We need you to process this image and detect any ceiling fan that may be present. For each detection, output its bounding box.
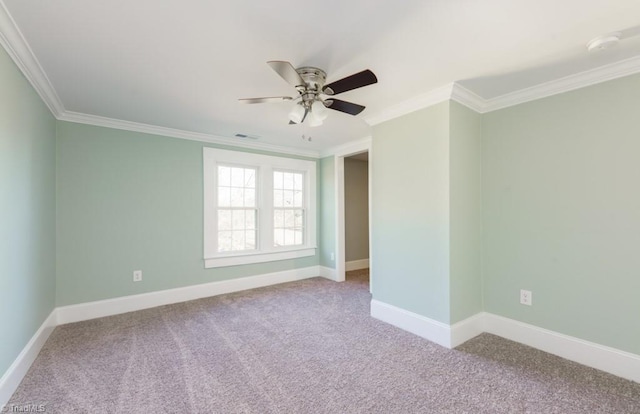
[239,61,377,127]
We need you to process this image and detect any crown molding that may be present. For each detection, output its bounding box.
[362,55,640,127]
[450,83,486,113]
[320,136,372,158]
[4,0,640,153]
[59,111,320,158]
[481,55,640,113]
[363,83,455,126]
[0,1,64,116]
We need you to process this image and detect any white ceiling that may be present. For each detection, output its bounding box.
[3,0,640,154]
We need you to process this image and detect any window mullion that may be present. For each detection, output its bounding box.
[259,165,273,252]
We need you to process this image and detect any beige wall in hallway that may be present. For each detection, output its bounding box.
[345,157,369,262]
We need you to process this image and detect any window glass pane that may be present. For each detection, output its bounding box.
[218,210,232,230]
[245,211,256,230]
[283,172,294,190]
[218,231,232,252]
[284,210,295,227]
[293,190,303,207]
[218,166,231,187]
[244,189,255,207]
[218,187,230,207]
[274,189,283,207]
[245,230,256,249]
[284,229,294,245]
[283,190,294,207]
[274,210,284,228]
[294,173,303,190]
[245,170,256,188]
[231,167,245,187]
[274,229,285,247]
[230,188,244,207]
[232,231,245,250]
[274,171,283,189]
[232,210,245,229]
[273,209,304,247]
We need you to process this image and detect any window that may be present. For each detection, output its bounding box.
[216,165,257,253]
[273,170,304,247]
[203,148,316,268]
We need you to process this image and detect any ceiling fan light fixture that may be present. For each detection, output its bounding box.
[289,103,305,124]
[307,110,323,127]
[311,100,328,120]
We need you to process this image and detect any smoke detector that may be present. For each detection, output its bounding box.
[587,32,621,52]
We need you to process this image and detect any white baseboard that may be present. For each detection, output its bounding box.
[370,300,640,383]
[370,299,453,348]
[0,310,57,407]
[57,266,320,325]
[345,259,369,271]
[319,266,339,282]
[450,312,486,348]
[483,313,640,383]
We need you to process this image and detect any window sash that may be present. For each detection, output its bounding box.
[273,208,305,247]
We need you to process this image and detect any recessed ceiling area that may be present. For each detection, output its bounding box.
[2,0,640,154]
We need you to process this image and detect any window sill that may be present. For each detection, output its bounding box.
[204,247,316,268]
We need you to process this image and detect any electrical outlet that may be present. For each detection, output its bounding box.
[520,289,532,306]
[330,252,335,261]
[133,270,142,282]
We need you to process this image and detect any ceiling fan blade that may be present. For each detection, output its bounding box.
[267,61,305,88]
[325,99,366,115]
[323,69,377,95]
[239,96,293,104]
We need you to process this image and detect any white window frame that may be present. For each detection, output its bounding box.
[203,147,317,268]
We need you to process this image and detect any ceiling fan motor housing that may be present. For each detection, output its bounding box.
[295,67,327,109]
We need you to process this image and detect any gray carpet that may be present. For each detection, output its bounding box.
[8,270,640,413]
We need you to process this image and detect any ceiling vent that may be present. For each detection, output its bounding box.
[234,133,259,139]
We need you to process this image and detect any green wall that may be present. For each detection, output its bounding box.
[482,73,640,354]
[0,47,56,377]
[319,156,336,268]
[56,122,319,306]
[371,102,451,323]
[449,101,483,323]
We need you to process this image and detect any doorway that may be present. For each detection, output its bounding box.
[344,152,369,276]
[334,138,372,292]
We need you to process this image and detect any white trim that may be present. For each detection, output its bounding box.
[370,303,640,383]
[482,55,640,113]
[319,266,339,282]
[450,312,486,348]
[335,156,346,283]
[361,56,640,127]
[4,0,640,155]
[370,299,453,348]
[0,310,57,407]
[334,138,373,289]
[57,266,320,325]
[450,83,487,113]
[483,313,640,383]
[321,136,372,158]
[345,258,369,271]
[203,147,317,267]
[60,111,320,158]
[0,1,64,116]
[205,248,316,268]
[363,84,454,126]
